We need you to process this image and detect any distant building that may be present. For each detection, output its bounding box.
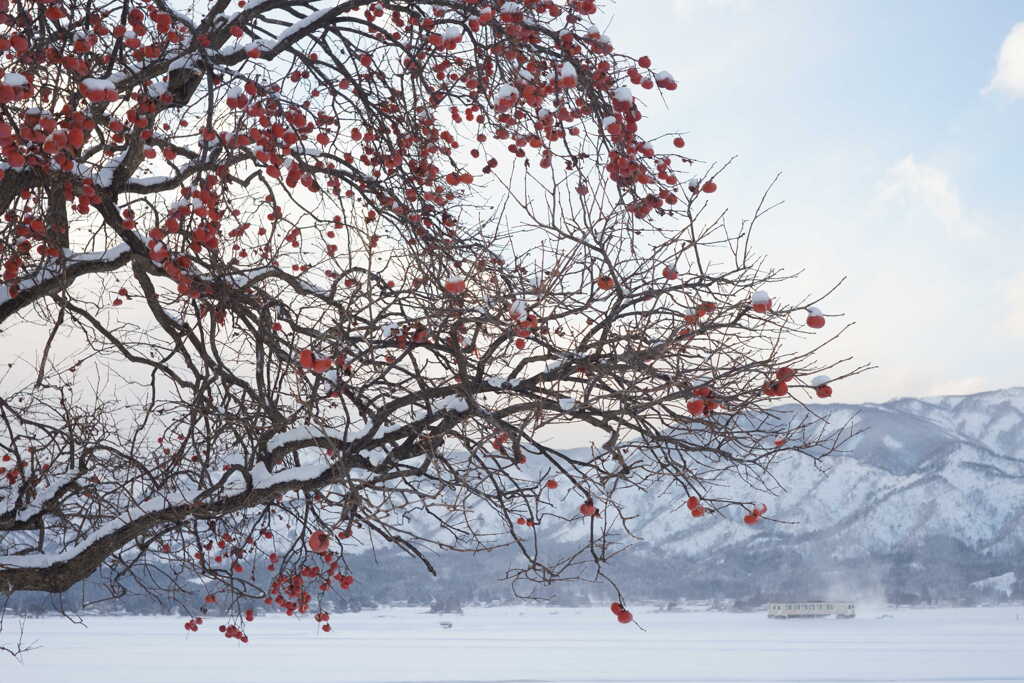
[767,602,855,619]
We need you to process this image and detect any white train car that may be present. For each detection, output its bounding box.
[767,601,855,619]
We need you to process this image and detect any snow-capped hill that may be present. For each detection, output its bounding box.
[616,388,1024,577]
[889,387,1024,458]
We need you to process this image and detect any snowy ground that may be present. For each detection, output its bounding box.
[2,605,1023,683]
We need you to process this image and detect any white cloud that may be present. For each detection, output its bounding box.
[986,22,1024,98]
[877,155,980,239]
[926,376,991,398]
[1002,272,1024,338]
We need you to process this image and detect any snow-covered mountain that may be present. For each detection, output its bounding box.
[620,388,1024,560]
[574,387,1024,603]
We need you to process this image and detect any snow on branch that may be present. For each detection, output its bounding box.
[0,244,133,322]
[220,5,341,60]
[0,473,82,525]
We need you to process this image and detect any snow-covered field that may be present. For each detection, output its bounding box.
[2,605,1023,683]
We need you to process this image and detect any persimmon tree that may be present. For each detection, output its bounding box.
[0,0,862,645]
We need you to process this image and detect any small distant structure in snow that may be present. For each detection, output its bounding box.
[767,601,855,619]
[439,621,453,629]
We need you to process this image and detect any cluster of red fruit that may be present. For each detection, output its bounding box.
[0,460,20,484]
[314,611,332,632]
[743,504,768,525]
[491,431,510,452]
[763,367,796,397]
[254,536,355,623]
[0,73,31,106]
[579,499,600,517]
[0,107,90,174]
[217,623,248,642]
[686,495,705,517]
[78,79,119,103]
[745,292,831,401]
[186,606,249,642]
[383,322,432,358]
[299,349,352,376]
[686,385,719,417]
[610,602,633,624]
[687,178,717,194]
[751,292,829,332]
[682,301,716,324]
[511,306,540,350]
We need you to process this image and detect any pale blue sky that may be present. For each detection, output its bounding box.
[606,0,1024,402]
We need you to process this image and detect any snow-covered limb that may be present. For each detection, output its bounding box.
[0,456,359,587]
[224,266,331,298]
[485,376,522,389]
[266,425,351,452]
[94,149,129,188]
[0,244,133,323]
[123,137,235,194]
[266,395,474,456]
[0,490,193,570]
[0,395,481,586]
[219,5,341,60]
[0,473,82,526]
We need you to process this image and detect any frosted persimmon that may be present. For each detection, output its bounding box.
[444,277,466,294]
[308,531,330,553]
